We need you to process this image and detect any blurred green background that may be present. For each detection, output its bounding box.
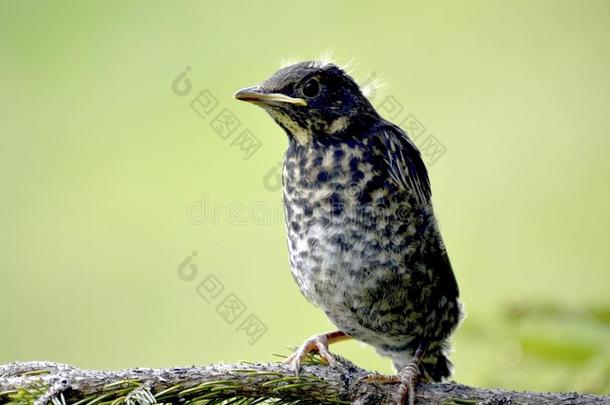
[1,0,609,395]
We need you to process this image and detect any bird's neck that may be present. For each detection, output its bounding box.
[285,114,379,150]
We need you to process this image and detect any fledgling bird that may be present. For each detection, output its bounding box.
[234,60,463,405]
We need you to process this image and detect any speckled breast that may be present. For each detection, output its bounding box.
[282,139,456,348]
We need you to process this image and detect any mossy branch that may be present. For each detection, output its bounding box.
[1,359,608,405]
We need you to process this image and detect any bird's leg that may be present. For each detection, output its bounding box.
[284,330,350,374]
[360,341,429,405]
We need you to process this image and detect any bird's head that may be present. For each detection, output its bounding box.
[234,61,379,145]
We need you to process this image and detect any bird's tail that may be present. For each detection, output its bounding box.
[417,349,453,382]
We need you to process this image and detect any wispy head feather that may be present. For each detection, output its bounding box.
[279,57,299,69]
[279,53,385,102]
[306,50,334,68]
[360,71,386,100]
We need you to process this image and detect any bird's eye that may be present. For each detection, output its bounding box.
[302,79,321,98]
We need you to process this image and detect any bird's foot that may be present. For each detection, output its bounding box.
[396,363,420,405]
[283,331,348,375]
[358,362,420,405]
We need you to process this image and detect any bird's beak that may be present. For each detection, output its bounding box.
[234,86,307,107]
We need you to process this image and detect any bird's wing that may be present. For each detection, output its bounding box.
[375,122,459,299]
[376,122,431,205]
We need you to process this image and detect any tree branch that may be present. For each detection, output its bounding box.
[0,359,608,405]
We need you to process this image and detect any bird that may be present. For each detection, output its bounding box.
[234,60,463,405]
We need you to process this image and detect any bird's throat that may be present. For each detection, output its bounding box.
[269,109,312,146]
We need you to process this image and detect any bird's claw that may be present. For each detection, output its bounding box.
[358,363,420,405]
[357,372,400,384]
[283,334,339,375]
